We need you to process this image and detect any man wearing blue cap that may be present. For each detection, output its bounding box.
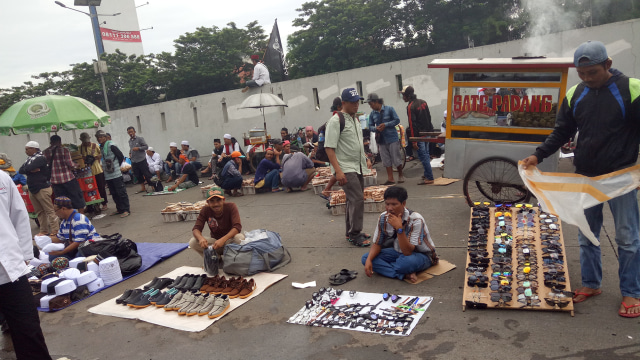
[522,40,640,318]
[325,88,371,247]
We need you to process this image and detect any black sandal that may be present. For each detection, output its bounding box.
[329,269,358,285]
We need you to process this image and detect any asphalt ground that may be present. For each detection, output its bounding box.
[2,157,639,360]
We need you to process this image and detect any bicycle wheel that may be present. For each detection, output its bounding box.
[399,145,406,169]
[462,157,531,207]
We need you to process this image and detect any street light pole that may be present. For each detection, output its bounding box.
[54,1,120,111]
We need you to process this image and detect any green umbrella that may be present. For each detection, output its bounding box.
[0,95,111,136]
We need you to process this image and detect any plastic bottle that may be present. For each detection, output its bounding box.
[319,131,325,142]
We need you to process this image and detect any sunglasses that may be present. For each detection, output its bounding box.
[467,280,488,288]
[519,299,541,308]
[490,283,512,292]
[516,273,538,281]
[544,280,566,289]
[544,275,566,282]
[544,297,570,308]
[492,256,512,264]
[491,264,513,272]
[468,246,488,252]
[515,203,534,208]
[540,224,559,230]
[517,265,538,273]
[465,300,488,309]
[490,292,513,302]
[542,240,562,247]
[468,274,489,282]
[517,280,539,287]
[466,266,488,273]
[516,286,537,296]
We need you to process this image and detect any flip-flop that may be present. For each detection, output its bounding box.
[120,212,130,218]
[619,301,640,318]
[572,290,602,303]
[382,180,396,185]
[329,269,358,285]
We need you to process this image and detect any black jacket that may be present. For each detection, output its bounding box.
[534,69,640,176]
[18,151,50,194]
[406,98,434,137]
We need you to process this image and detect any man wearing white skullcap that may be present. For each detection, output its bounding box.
[164,142,181,182]
[145,147,164,180]
[180,140,201,170]
[19,141,59,236]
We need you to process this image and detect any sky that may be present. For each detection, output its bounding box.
[0,0,307,89]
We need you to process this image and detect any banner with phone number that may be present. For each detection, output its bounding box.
[100,28,142,43]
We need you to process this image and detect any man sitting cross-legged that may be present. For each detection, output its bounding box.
[362,186,438,283]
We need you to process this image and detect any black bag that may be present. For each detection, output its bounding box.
[152,180,164,192]
[70,285,90,301]
[315,112,345,162]
[79,233,142,275]
[203,246,220,276]
[85,155,96,167]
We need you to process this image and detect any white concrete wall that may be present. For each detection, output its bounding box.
[2,19,639,165]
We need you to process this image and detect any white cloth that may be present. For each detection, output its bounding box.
[252,62,271,86]
[42,243,65,254]
[146,152,163,173]
[0,171,33,284]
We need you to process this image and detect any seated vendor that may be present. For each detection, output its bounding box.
[168,155,199,191]
[49,196,98,261]
[189,186,244,256]
[253,147,282,192]
[362,186,438,283]
[220,151,244,197]
[281,151,315,192]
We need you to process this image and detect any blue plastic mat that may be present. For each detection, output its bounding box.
[38,242,188,312]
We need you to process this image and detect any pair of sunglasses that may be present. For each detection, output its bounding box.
[465,300,488,309]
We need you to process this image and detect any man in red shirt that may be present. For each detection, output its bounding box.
[189,186,245,256]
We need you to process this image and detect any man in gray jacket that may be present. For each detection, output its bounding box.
[127,126,156,194]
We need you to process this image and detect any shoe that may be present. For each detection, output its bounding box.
[168,275,185,289]
[222,277,242,295]
[208,295,230,319]
[211,277,228,294]
[163,292,184,311]
[200,276,220,293]
[197,294,219,316]
[154,278,175,291]
[178,294,200,315]
[183,275,197,290]
[171,292,194,313]
[175,274,192,290]
[143,277,160,290]
[148,290,166,305]
[121,289,144,305]
[238,279,256,299]
[116,289,133,304]
[227,281,243,299]
[190,274,207,292]
[186,294,209,316]
[128,289,159,308]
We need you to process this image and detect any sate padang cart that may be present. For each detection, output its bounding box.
[426,57,574,206]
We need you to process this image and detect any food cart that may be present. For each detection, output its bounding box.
[425,57,574,206]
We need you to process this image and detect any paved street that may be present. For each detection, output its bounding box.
[2,157,638,360]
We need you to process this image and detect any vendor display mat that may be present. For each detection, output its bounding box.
[38,242,188,312]
[462,207,574,315]
[431,177,460,186]
[143,188,187,196]
[287,291,432,336]
[88,266,288,332]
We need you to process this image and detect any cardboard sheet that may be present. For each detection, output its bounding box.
[404,259,456,285]
[287,290,432,336]
[88,266,287,332]
[431,177,460,186]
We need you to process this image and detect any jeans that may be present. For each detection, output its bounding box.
[106,176,130,213]
[164,162,180,177]
[221,175,243,190]
[264,170,280,190]
[415,142,434,180]
[0,276,52,360]
[192,161,202,170]
[578,189,640,298]
[361,248,431,280]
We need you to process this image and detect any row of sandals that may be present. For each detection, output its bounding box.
[115,274,256,319]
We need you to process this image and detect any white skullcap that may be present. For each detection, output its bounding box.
[26,141,40,149]
[181,140,189,146]
[169,142,177,147]
[147,147,154,151]
[223,134,232,140]
[443,110,447,118]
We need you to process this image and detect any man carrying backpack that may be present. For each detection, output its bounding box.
[325,88,371,247]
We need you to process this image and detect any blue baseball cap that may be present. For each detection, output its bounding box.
[341,88,364,102]
[574,41,608,67]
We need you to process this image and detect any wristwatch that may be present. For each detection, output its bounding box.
[396,228,404,234]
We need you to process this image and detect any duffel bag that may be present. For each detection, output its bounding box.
[223,230,291,276]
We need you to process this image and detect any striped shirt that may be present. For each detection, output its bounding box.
[373,208,436,255]
[57,210,98,243]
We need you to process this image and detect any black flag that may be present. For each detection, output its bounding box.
[263,19,289,81]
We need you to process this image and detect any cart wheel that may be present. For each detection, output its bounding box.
[399,146,406,169]
[250,152,265,173]
[462,157,531,207]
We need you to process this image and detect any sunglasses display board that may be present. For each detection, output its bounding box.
[463,203,574,316]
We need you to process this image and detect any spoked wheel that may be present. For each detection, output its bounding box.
[463,157,531,207]
[249,152,265,173]
[398,145,406,169]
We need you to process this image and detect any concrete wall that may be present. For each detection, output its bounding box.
[2,19,639,166]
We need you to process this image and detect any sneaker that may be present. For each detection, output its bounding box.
[143,277,160,290]
[238,279,257,299]
[221,277,241,295]
[197,294,219,316]
[154,292,172,308]
[190,274,207,292]
[211,277,228,294]
[168,275,185,289]
[175,275,193,290]
[128,289,159,308]
[177,293,199,315]
[148,290,165,305]
[186,294,209,316]
[163,292,184,311]
[154,278,175,291]
[200,276,220,293]
[122,289,145,305]
[227,279,245,299]
[116,289,133,304]
[182,275,197,290]
[208,295,230,319]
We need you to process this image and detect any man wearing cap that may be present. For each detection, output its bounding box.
[325,88,371,247]
[242,55,271,93]
[254,148,282,192]
[521,40,640,318]
[219,151,244,197]
[79,132,108,211]
[146,147,164,181]
[127,126,156,194]
[96,130,130,218]
[366,93,405,185]
[190,186,244,256]
[164,142,181,182]
[401,85,435,185]
[44,135,86,212]
[48,196,99,261]
[0,170,52,359]
[180,140,201,170]
[168,155,199,192]
[19,141,59,236]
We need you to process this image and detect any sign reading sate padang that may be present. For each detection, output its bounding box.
[453,94,554,113]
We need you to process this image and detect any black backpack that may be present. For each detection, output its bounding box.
[315,112,346,162]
